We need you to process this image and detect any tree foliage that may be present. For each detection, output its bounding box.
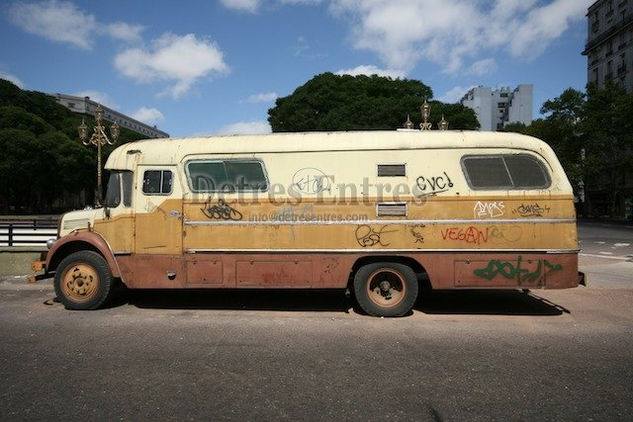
[268,73,479,132]
[0,79,144,213]
[506,83,633,217]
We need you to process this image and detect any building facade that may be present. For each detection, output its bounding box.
[52,94,169,139]
[460,85,533,131]
[582,0,633,92]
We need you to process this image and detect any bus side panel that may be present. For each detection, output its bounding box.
[114,251,578,290]
[116,254,185,288]
[184,253,358,289]
[446,252,578,289]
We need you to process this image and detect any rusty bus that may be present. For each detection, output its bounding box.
[32,130,584,316]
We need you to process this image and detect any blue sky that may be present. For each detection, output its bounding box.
[0,0,593,137]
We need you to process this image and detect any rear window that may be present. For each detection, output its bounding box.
[186,160,268,193]
[461,154,550,190]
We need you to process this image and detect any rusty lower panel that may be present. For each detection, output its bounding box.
[113,251,579,291]
[116,255,184,289]
[236,260,312,287]
[117,253,358,289]
[450,252,578,289]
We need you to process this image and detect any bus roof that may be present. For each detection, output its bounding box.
[105,130,557,170]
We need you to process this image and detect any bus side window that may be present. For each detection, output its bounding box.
[461,154,551,190]
[143,170,173,195]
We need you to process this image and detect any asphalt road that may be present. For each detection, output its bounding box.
[1,221,632,421]
[578,220,633,289]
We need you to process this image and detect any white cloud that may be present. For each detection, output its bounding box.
[278,0,322,4]
[438,85,476,103]
[0,71,25,88]
[246,92,278,103]
[114,33,229,98]
[219,0,260,13]
[9,0,96,49]
[329,0,591,74]
[218,120,272,135]
[72,90,119,109]
[220,0,321,13]
[8,0,144,49]
[131,107,165,125]
[509,0,591,59]
[335,65,405,79]
[468,58,497,76]
[102,22,145,44]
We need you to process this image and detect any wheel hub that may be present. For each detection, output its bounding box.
[367,268,406,308]
[62,264,98,301]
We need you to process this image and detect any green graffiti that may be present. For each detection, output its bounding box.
[474,256,562,285]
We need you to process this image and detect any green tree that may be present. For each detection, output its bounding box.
[268,73,478,132]
[580,83,633,216]
[539,88,586,194]
[0,105,54,135]
[518,84,633,217]
[0,128,39,210]
[0,78,147,212]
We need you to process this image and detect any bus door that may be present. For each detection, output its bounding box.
[133,166,184,287]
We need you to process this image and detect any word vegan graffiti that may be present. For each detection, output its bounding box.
[201,198,243,221]
[441,226,488,245]
[474,256,563,285]
[440,225,522,245]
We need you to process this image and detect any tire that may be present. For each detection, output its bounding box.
[54,251,113,310]
[353,262,419,317]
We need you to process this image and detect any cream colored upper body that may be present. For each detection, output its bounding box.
[58,130,575,255]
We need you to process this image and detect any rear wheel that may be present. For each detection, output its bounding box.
[353,262,418,317]
[54,251,113,310]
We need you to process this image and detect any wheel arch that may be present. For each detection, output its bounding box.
[47,232,122,279]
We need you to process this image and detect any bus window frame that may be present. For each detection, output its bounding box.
[460,153,552,191]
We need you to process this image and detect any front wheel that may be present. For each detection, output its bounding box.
[353,262,419,317]
[54,251,113,310]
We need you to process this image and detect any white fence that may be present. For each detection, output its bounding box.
[0,220,57,247]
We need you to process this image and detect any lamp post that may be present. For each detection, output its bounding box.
[78,104,119,207]
[402,100,449,131]
[420,99,432,130]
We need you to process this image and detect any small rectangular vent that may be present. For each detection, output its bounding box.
[377,164,406,177]
[377,202,407,217]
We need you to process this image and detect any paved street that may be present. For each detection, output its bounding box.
[1,221,632,421]
[578,220,633,289]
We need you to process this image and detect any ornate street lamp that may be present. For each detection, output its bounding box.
[420,99,432,131]
[78,104,119,207]
[402,100,449,131]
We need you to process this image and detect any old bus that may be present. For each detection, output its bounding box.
[32,130,583,316]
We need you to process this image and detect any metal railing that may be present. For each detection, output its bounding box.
[0,218,58,247]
